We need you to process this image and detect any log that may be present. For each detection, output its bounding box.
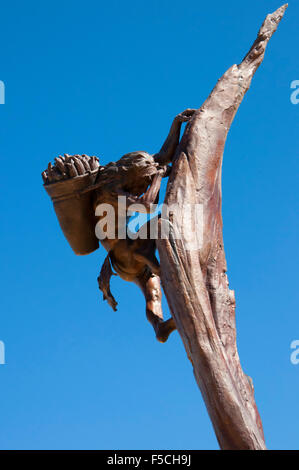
[157,4,288,450]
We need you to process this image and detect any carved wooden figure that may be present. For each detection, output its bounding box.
[42,4,287,449]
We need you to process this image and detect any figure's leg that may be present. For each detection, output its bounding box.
[133,217,161,275]
[97,253,118,311]
[135,269,176,343]
[134,247,160,276]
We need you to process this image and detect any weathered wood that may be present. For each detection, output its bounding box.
[157,4,287,450]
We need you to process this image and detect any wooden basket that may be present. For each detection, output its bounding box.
[44,170,99,255]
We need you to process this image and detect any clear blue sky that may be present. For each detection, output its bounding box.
[0,0,298,450]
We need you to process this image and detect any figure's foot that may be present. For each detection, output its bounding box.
[155,318,176,343]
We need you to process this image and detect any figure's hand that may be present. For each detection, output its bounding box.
[174,108,196,123]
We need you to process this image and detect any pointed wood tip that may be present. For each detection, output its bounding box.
[275,3,288,13]
[257,3,288,42]
[270,3,288,22]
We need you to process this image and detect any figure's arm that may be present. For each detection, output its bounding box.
[108,111,196,214]
[116,172,163,214]
[154,109,196,166]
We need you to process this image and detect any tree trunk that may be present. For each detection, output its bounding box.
[157,4,287,450]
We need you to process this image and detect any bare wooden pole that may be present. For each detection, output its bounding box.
[157,4,288,450]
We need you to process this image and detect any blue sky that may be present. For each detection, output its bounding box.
[0,0,298,450]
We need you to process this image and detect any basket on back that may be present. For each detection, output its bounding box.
[42,154,100,255]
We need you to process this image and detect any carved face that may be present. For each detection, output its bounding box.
[95,151,158,198]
